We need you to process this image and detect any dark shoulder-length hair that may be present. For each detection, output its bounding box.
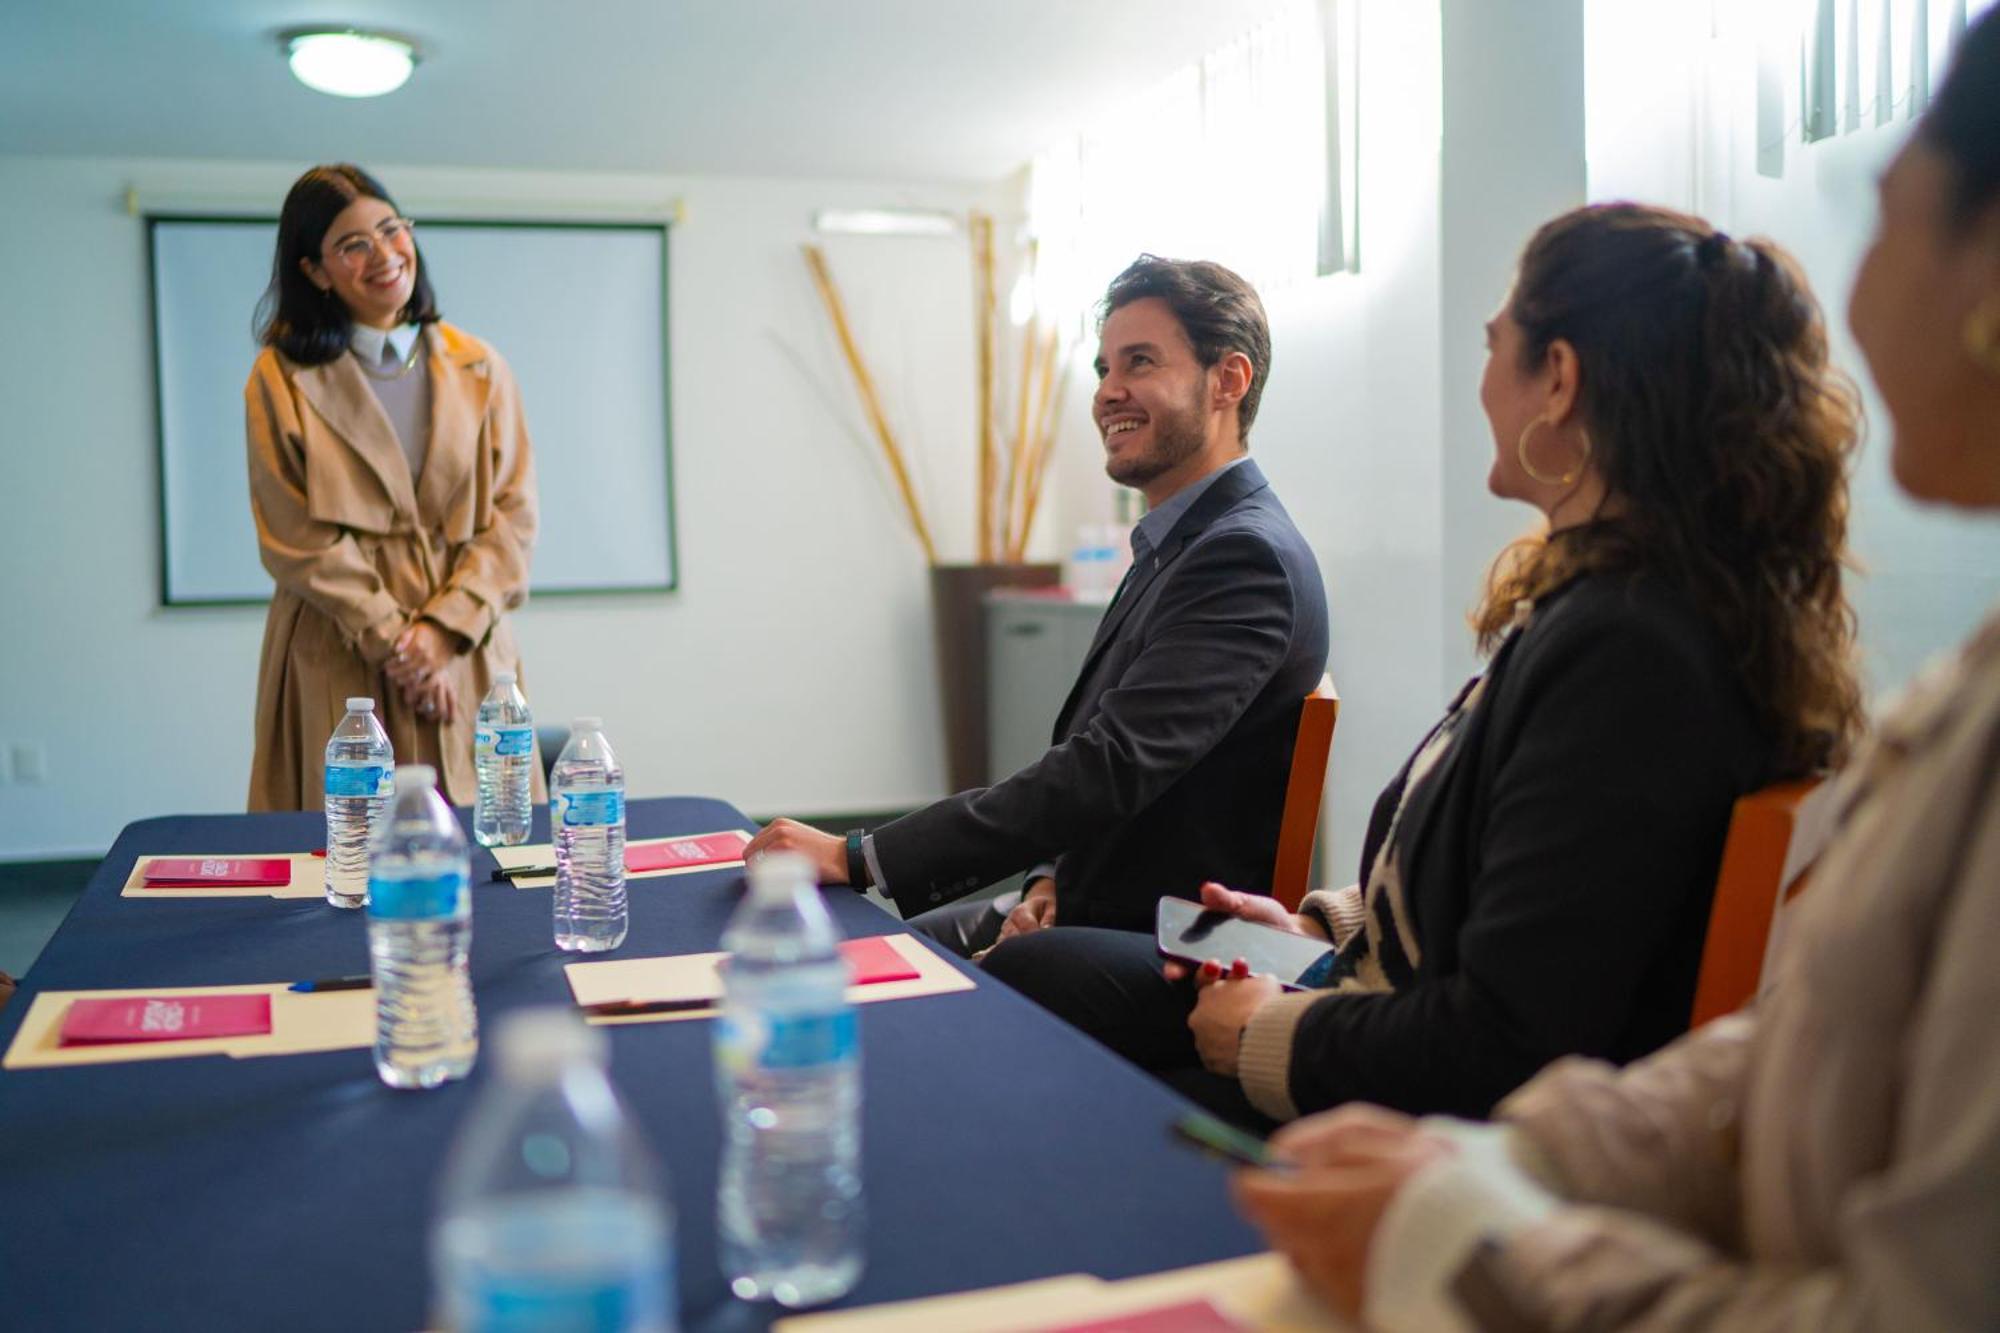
[253,164,440,366]
[1924,4,2000,226]
[1472,203,1864,775]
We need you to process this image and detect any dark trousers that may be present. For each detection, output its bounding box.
[981,925,1277,1134]
[905,889,1019,958]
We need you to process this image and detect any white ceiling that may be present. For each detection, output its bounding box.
[0,0,1294,184]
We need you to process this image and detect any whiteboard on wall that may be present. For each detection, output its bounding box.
[148,216,676,605]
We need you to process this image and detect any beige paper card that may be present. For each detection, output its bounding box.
[774,1254,1350,1333]
[3,982,374,1070]
[120,853,327,901]
[772,1276,1107,1333]
[1074,1252,1351,1332]
[564,933,975,1026]
[489,829,751,890]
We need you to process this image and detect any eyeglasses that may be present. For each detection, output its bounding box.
[323,217,416,268]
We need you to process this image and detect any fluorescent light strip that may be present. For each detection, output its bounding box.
[813,209,960,237]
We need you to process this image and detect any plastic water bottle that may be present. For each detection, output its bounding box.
[367,764,477,1089]
[1066,523,1126,601]
[714,851,863,1307]
[474,671,535,848]
[325,696,394,909]
[434,1009,676,1333]
[551,718,627,953]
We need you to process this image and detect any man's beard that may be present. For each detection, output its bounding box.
[1105,388,1207,490]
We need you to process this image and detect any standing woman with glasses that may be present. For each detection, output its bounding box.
[244,163,540,810]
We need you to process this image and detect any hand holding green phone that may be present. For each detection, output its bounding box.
[1170,1109,1290,1171]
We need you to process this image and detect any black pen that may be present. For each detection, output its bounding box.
[288,974,374,993]
[580,997,717,1017]
[491,863,557,880]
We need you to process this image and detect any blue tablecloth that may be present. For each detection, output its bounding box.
[0,797,1263,1331]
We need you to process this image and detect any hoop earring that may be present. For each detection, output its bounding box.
[1517,415,1590,487]
[1963,300,2000,375]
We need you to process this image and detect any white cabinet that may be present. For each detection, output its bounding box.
[985,592,1109,784]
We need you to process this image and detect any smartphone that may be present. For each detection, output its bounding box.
[1155,896,1335,988]
[1170,1109,1280,1169]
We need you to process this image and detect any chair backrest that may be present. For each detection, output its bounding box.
[1689,776,1839,1027]
[1271,673,1340,912]
[536,725,570,793]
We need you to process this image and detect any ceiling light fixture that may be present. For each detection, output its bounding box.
[812,209,960,238]
[283,29,420,98]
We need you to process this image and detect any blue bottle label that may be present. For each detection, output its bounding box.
[477,726,535,758]
[368,870,467,920]
[460,1268,671,1332]
[558,790,624,827]
[726,1009,858,1071]
[325,762,390,798]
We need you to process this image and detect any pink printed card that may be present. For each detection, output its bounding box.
[59,994,274,1046]
[1039,1299,1248,1332]
[624,833,748,873]
[141,857,294,887]
[839,936,922,986]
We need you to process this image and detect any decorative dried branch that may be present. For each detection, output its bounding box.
[1002,315,1039,557]
[801,243,939,564]
[971,212,999,562]
[1011,328,1068,563]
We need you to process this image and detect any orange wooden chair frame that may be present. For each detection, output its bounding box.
[1689,776,1828,1027]
[1271,674,1340,911]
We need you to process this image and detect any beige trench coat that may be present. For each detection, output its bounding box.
[244,322,540,810]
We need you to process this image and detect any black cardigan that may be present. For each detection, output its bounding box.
[1285,572,1774,1118]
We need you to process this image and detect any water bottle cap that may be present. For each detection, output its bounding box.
[572,716,603,732]
[493,670,516,686]
[346,697,375,712]
[746,849,817,899]
[494,1007,607,1078]
[393,764,436,792]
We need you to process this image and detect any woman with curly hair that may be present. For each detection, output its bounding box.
[984,201,1862,1127]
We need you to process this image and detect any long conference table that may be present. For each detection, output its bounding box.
[0,796,1267,1331]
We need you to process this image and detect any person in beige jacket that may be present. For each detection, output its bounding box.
[1229,15,2000,1331]
[245,164,538,811]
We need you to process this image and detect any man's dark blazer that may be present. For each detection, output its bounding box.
[874,459,1329,931]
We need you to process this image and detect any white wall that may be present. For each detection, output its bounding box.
[21,1,1983,878]
[0,2,1457,884]
[1583,3,2000,703]
[1221,0,1582,879]
[1030,0,1448,881]
[0,155,1015,858]
[1437,0,1588,685]
[1254,0,1448,878]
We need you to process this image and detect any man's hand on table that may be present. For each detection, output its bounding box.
[743,818,849,887]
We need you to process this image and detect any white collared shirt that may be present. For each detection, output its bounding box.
[348,322,420,370]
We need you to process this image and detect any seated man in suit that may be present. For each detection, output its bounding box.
[747,255,1329,956]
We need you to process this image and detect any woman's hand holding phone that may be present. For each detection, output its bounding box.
[1161,880,1326,981]
[1189,971,1283,1075]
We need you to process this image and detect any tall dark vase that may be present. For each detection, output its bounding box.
[928,562,1062,792]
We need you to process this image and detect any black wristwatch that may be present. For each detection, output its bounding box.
[843,829,872,889]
